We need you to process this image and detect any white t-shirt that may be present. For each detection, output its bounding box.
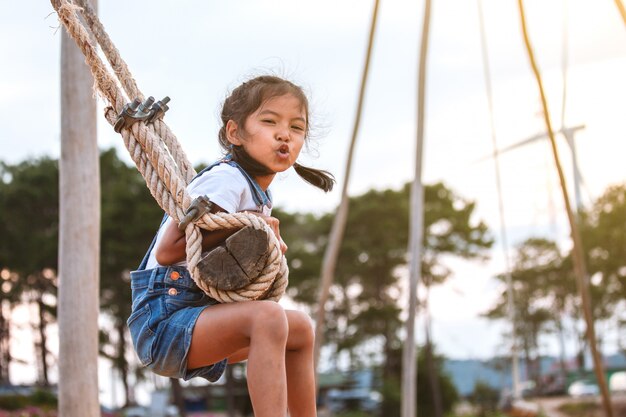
[145,163,271,269]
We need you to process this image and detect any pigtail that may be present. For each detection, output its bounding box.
[293,162,335,192]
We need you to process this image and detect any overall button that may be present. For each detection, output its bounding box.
[170,271,180,280]
[168,288,178,296]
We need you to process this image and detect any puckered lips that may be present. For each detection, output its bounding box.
[277,144,290,159]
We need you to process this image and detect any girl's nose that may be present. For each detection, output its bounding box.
[276,126,290,141]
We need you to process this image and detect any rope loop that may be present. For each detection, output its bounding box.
[51,0,288,302]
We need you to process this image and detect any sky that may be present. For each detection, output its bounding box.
[1,0,625,405]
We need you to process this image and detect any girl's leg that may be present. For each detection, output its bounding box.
[284,310,316,417]
[187,300,289,417]
[224,310,317,417]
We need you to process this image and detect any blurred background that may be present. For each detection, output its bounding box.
[0,0,625,416]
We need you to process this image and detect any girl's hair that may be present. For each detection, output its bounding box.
[218,75,334,192]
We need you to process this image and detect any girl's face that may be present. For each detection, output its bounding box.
[226,93,306,188]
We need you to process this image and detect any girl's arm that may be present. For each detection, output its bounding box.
[155,205,287,265]
[155,203,237,265]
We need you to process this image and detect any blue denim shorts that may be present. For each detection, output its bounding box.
[127,265,227,382]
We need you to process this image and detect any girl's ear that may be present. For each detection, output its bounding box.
[225,120,243,146]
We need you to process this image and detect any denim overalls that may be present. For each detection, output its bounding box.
[127,156,272,382]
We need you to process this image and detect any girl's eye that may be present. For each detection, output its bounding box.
[291,125,305,132]
[261,119,276,124]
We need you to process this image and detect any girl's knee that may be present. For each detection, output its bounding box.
[288,310,315,347]
[252,300,288,340]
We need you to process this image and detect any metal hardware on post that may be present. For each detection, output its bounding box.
[113,96,170,133]
[136,96,155,116]
[178,196,213,231]
[113,98,141,132]
[146,97,170,125]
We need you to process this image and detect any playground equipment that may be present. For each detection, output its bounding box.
[51,0,287,304]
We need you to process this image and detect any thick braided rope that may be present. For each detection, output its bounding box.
[55,2,192,218]
[184,212,288,303]
[56,3,186,218]
[73,0,195,185]
[53,0,287,301]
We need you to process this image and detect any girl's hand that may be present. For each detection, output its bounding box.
[244,211,288,254]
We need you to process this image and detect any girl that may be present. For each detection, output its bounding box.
[128,75,334,417]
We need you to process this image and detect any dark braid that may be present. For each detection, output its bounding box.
[293,163,334,192]
[218,75,334,192]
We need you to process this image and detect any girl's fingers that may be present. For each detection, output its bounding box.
[242,211,286,252]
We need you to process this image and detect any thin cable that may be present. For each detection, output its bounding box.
[560,0,569,129]
[314,0,381,372]
[476,0,520,399]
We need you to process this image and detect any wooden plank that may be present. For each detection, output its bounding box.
[198,227,269,290]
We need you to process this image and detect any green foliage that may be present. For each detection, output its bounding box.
[484,183,626,374]
[333,411,372,417]
[280,181,492,372]
[467,380,499,417]
[379,374,401,416]
[272,207,332,305]
[28,389,57,407]
[0,389,57,411]
[557,400,597,417]
[0,157,60,383]
[99,148,163,319]
[278,181,489,414]
[0,157,59,304]
[98,148,164,404]
[0,394,28,411]
[416,346,459,417]
[483,237,571,380]
[0,158,59,276]
[581,183,626,315]
[381,345,459,417]
[0,149,161,398]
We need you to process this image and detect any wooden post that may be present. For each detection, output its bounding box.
[517,1,613,416]
[58,0,101,415]
[614,0,626,26]
[313,0,381,372]
[402,1,431,416]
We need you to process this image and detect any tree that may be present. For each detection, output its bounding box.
[468,380,500,417]
[331,183,490,372]
[383,344,458,417]
[280,181,492,412]
[0,149,162,400]
[485,238,565,383]
[581,184,626,353]
[314,0,381,370]
[486,185,626,381]
[99,148,163,406]
[272,208,332,307]
[0,157,60,385]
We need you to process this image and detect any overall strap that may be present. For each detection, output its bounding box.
[136,155,272,270]
[222,154,273,208]
[136,159,224,271]
[136,213,168,270]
